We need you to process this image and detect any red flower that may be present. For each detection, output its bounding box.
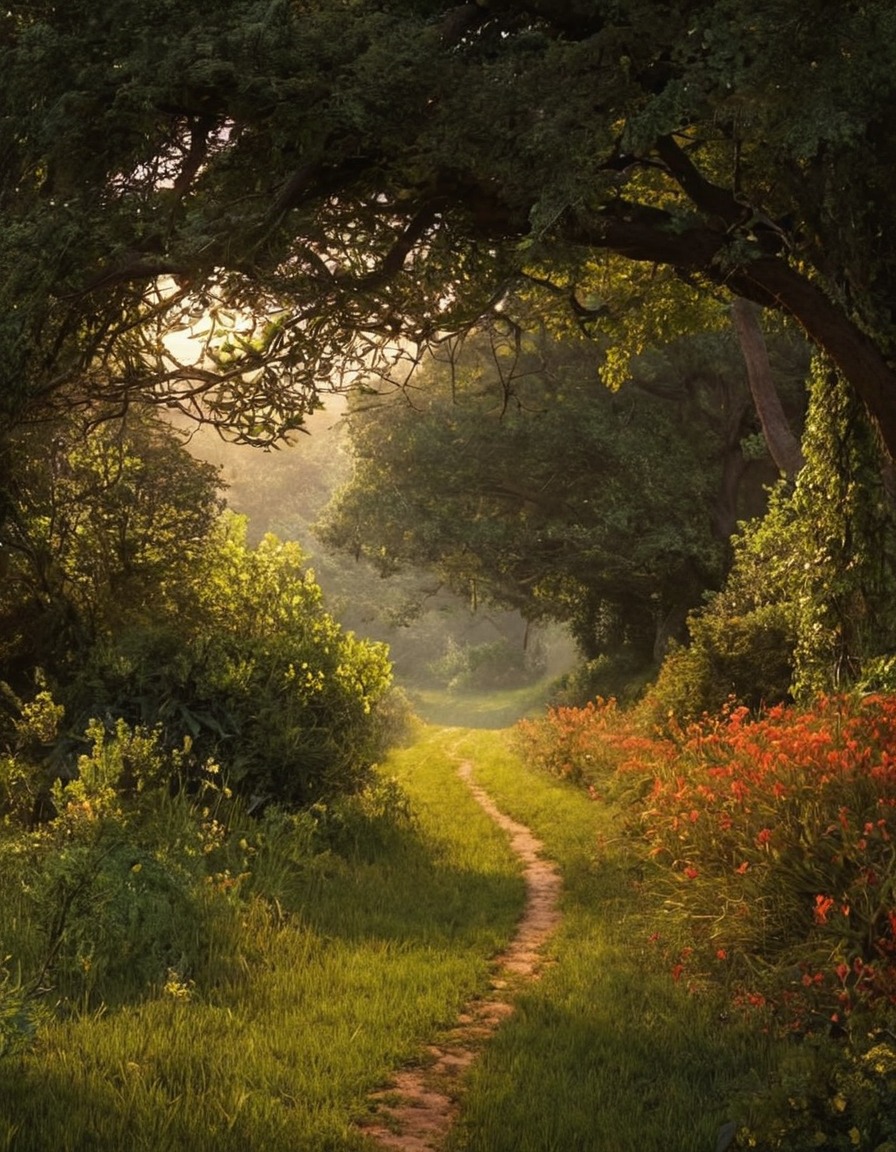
[814,894,835,924]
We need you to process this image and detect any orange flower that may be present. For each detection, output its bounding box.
[814,894,835,924]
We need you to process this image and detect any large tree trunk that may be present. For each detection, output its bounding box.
[730,298,804,479]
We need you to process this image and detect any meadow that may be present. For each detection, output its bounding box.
[2,695,895,1150]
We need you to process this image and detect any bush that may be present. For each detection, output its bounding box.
[549,652,657,709]
[632,695,896,1028]
[514,697,660,788]
[427,635,545,692]
[1,409,399,812]
[643,489,799,725]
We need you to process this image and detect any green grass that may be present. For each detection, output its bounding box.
[0,722,782,1152]
[441,728,779,1152]
[404,679,556,729]
[0,726,526,1152]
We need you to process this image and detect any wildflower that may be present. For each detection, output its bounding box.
[755,827,772,847]
[683,866,699,880]
[814,894,835,925]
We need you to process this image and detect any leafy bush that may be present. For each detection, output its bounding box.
[646,361,896,722]
[514,697,658,788]
[643,489,799,724]
[1,405,399,809]
[733,1035,896,1151]
[427,636,545,692]
[549,652,657,708]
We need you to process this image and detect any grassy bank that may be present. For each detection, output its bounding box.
[1,718,826,1151]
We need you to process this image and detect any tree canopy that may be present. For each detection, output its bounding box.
[320,326,807,668]
[3,1,896,454]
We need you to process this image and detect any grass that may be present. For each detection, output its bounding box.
[404,679,556,729]
[0,719,783,1152]
[441,728,779,1152]
[0,726,526,1152]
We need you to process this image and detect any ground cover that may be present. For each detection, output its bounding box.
[443,728,777,1152]
[406,681,555,729]
[5,694,890,1151]
[513,695,896,1149]
[0,726,525,1152]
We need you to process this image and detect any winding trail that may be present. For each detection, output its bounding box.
[358,759,563,1152]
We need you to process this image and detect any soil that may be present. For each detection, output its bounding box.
[357,759,563,1151]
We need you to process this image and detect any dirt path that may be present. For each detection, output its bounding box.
[358,760,563,1152]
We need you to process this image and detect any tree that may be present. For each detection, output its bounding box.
[0,406,224,683]
[319,326,805,670]
[2,0,896,462]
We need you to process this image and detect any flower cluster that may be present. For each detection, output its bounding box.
[522,693,896,1029]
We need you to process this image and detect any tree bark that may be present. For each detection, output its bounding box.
[730,298,804,478]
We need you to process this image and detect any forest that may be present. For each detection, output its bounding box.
[2,2,896,1149]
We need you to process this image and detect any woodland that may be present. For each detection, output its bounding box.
[3,2,896,1150]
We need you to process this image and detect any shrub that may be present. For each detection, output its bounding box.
[514,697,663,788]
[634,695,896,1028]
[643,488,799,725]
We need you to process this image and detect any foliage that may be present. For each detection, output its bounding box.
[0,405,224,687]
[447,726,781,1152]
[427,635,546,693]
[521,694,896,1031]
[321,326,794,677]
[515,692,896,1146]
[0,725,526,1152]
[732,1035,896,1151]
[0,714,244,1007]
[646,357,896,719]
[0,406,397,809]
[789,362,896,696]
[2,0,895,467]
[514,697,639,787]
[643,488,800,721]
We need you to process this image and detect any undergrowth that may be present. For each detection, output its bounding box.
[0,719,524,1152]
[514,694,896,1150]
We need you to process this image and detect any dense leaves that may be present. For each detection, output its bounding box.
[2,0,896,460]
[645,356,896,718]
[321,326,805,676]
[0,406,394,809]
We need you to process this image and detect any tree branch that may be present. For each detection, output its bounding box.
[561,207,896,459]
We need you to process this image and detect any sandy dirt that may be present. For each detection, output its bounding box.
[357,759,563,1151]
